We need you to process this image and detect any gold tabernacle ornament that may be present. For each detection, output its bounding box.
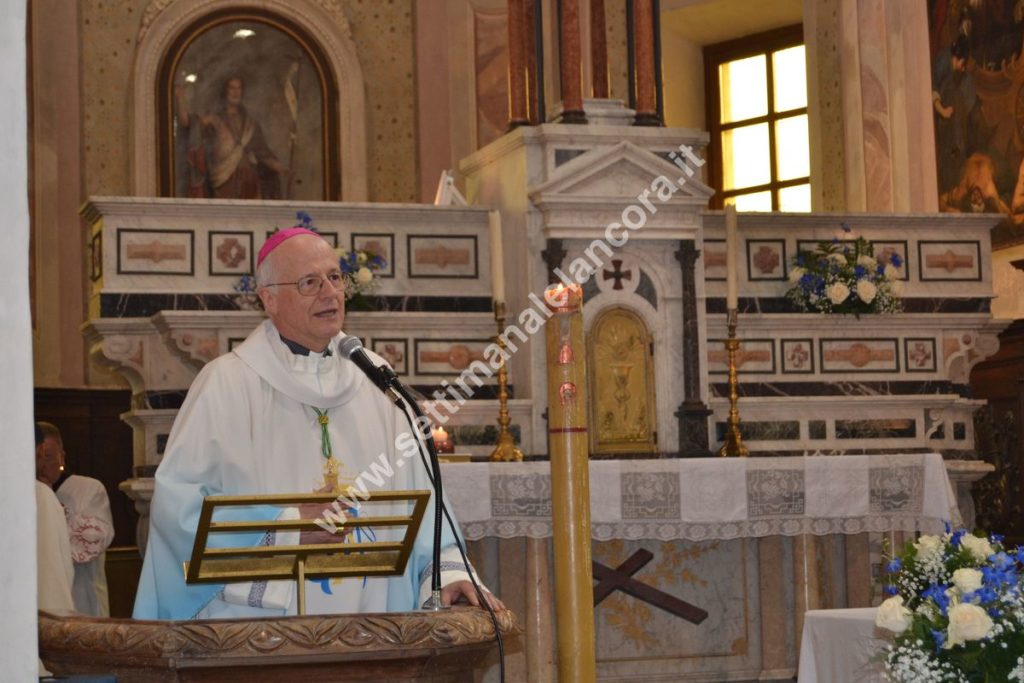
[718,308,749,457]
[544,282,598,682]
[184,490,430,615]
[489,300,524,462]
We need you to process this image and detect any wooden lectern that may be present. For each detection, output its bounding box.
[39,491,520,681]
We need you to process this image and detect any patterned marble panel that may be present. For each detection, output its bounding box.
[904,338,937,372]
[820,338,899,372]
[593,539,753,664]
[703,239,726,280]
[414,339,492,375]
[708,339,775,374]
[746,239,786,281]
[918,241,982,281]
[781,339,814,374]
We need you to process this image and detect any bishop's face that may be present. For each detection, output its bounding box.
[259,235,346,352]
[36,436,64,486]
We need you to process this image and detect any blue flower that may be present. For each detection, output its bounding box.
[884,584,900,596]
[944,521,952,534]
[890,253,903,268]
[855,265,866,279]
[296,210,314,230]
[887,558,903,573]
[931,629,946,653]
[951,529,967,547]
[922,583,951,615]
[991,533,1005,545]
[841,222,852,233]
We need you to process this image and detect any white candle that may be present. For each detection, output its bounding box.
[489,210,505,304]
[725,204,738,310]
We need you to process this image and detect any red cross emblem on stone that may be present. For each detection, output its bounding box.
[602,259,633,290]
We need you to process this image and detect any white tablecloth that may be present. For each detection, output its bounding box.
[798,608,887,683]
[441,453,960,541]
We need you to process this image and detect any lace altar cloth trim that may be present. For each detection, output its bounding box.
[442,454,961,542]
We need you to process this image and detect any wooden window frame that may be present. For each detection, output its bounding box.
[703,24,807,210]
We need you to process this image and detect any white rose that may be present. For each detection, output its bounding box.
[884,264,900,280]
[961,535,995,562]
[788,266,806,283]
[914,534,944,562]
[826,282,850,305]
[356,267,373,284]
[945,602,994,647]
[856,279,877,304]
[952,568,984,595]
[858,255,877,269]
[875,595,913,634]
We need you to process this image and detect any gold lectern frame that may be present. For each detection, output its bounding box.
[185,490,431,614]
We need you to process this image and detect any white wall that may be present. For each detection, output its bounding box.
[0,1,37,680]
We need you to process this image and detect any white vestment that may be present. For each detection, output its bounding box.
[134,320,476,620]
[36,481,74,613]
[55,474,114,616]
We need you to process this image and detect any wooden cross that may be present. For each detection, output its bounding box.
[602,259,633,290]
[592,549,708,625]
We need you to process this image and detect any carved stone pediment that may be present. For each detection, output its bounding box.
[529,140,714,203]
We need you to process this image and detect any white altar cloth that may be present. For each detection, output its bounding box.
[442,453,960,541]
[797,608,887,683]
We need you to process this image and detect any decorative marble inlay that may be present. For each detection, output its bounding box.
[905,338,937,372]
[489,473,551,517]
[781,339,813,374]
[747,240,786,280]
[820,339,898,372]
[919,241,982,280]
[869,465,924,513]
[708,339,774,374]
[416,340,488,373]
[746,469,805,517]
[602,259,633,290]
[621,472,681,519]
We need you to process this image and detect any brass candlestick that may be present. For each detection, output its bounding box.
[490,301,524,462]
[717,308,749,457]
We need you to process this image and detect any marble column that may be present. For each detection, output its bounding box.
[507,0,530,128]
[813,0,938,212]
[558,0,587,123]
[631,0,659,126]
[590,0,609,98]
[525,0,541,124]
[675,240,712,457]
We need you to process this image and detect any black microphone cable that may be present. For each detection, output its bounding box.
[391,389,507,683]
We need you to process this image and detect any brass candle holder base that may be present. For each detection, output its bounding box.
[490,301,524,462]
[717,308,749,457]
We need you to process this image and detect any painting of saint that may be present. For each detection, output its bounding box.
[168,18,328,201]
[928,0,1024,246]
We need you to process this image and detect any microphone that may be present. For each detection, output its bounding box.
[339,335,401,402]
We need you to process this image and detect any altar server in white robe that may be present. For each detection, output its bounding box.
[36,421,114,617]
[134,227,504,620]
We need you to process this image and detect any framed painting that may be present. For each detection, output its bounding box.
[159,12,339,201]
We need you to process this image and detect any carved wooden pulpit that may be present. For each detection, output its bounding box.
[39,608,519,682]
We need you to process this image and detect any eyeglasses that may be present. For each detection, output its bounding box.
[265,270,346,297]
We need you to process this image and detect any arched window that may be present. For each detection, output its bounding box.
[157,10,339,200]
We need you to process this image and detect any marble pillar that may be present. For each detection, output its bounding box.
[675,240,712,457]
[631,0,659,125]
[508,0,530,128]
[558,0,587,123]
[833,0,938,212]
[590,0,609,99]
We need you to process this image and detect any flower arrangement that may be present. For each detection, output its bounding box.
[786,225,904,316]
[875,525,1024,682]
[335,245,387,300]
